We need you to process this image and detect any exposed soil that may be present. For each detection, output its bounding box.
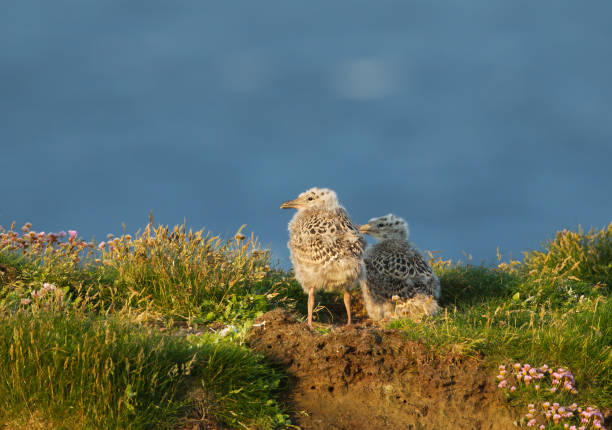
[247,309,516,430]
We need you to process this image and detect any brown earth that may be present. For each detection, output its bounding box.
[247,309,517,430]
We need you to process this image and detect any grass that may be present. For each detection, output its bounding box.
[391,222,612,425]
[0,220,296,429]
[1,219,611,429]
[0,307,290,429]
[0,220,303,325]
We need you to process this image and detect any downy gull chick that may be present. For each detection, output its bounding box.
[281,187,366,328]
[359,214,440,320]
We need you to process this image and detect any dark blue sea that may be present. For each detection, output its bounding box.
[1,1,611,267]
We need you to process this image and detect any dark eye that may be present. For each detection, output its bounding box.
[378,223,384,227]
[308,197,313,201]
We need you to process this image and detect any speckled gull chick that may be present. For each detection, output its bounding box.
[281,187,366,328]
[359,214,441,321]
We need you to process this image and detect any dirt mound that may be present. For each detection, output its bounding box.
[248,309,516,430]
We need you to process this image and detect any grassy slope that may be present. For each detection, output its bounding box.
[0,221,610,429]
[392,225,612,422]
[0,223,297,429]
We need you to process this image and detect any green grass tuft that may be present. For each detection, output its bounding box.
[0,309,289,429]
[522,222,612,292]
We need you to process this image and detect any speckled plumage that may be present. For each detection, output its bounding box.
[281,188,365,327]
[359,214,440,321]
[364,238,439,300]
[288,206,365,292]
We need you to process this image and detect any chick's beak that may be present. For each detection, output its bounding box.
[358,224,372,234]
[280,199,298,209]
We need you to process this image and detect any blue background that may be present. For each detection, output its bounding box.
[1,1,611,267]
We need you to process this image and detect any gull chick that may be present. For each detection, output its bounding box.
[359,214,440,321]
[281,188,365,328]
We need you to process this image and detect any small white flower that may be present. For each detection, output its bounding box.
[218,325,238,337]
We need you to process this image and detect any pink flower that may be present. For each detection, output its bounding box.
[539,426,545,430]
[497,380,507,389]
[535,385,540,391]
[527,419,537,427]
[98,241,106,249]
[550,387,557,393]
[68,230,77,240]
[21,298,32,305]
[553,414,561,424]
[513,363,521,370]
[542,402,551,409]
[510,386,516,392]
[43,282,56,291]
[59,231,67,238]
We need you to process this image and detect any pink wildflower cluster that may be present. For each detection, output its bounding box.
[575,407,606,429]
[20,282,66,307]
[32,282,58,297]
[98,234,125,251]
[496,363,607,429]
[496,363,578,395]
[30,282,64,299]
[525,402,606,429]
[0,223,91,251]
[550,368,578,394]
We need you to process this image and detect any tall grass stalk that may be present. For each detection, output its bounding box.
[0,309,289,429]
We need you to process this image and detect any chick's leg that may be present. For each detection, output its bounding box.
[344,288,352,326]
[307,288,315,329]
